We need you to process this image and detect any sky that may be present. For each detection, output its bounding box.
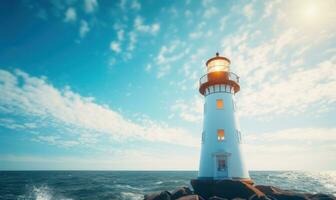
[0,0,335,171]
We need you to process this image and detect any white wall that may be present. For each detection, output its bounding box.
[198,84,250,179]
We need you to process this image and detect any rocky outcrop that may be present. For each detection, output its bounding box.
[255,185,336,200]
[143,180,335,200]
[191,179,265,199]
[171,187,193,199]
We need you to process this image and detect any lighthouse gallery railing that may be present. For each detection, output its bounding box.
[199,71,240,86]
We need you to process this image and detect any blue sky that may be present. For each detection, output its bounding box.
[0,0,335,170]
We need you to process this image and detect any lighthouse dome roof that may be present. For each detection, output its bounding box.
[206,53,231,66]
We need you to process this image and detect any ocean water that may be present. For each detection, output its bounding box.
[0,171,335,200]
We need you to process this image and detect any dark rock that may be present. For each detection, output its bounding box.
[191,179,266,199]
[307,193,336,200]
[144,191,171,200]
[171,187,193,199]
[209,196,228,200]
[255,185,306,200]
[255,185,336,200]
[144,184,336,200]
[176,195,205,200]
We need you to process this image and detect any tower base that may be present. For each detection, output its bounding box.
[190,179,257,199]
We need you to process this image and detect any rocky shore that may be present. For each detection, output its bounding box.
[144,180,335,200]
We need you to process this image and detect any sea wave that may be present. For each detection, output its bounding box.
[120,192,143,200]
[17,185,72,200]
[0,171,335,199]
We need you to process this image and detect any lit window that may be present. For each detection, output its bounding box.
[216,99,223,109]
[217,129,225,141]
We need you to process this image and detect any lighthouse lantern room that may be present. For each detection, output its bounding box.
[196,53,251,183]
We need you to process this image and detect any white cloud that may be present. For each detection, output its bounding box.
[189,32,203,40]
[131,0,141,10]
[157,40,190,65]
[171,96,203,122]
[127,31,137,51]
[263,0,281,18]
[79,20,90,38]
[34,136,79,148]
[219,17,336,118]
[110,41,121,53]
[185,10,192,17]
[117,29,124,41]
[156,65,171,79]
[202,0,214,7]
[219,16,228,31]
[203,7,218,18]
[154,40,190,78]
[119,0,127,10]
[0,69,198,147]
[84,0,98,13]
[0,149,199,170]
[64,7,76,22]
[145,64,152,72]
[243,3,254,19]
[134,16,160,35]
[244,128,336,170]
[238,58,336,117]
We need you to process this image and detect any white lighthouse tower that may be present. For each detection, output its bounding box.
[195,53,252,184]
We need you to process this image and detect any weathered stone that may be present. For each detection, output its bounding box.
[176,195,204,200]
[144,184,335,200]
[307,193,336,200]
[209,196,229,200]
[191,179,266,199]
[144,191,171,200]
[255,185,309,200]
[254,185,336,200]
[171,187,193,199]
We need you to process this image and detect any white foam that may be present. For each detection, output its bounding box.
[120,192,143,200]
[32,186,52,200]
[30,185,73,200]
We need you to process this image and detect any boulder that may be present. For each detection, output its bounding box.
[144,184,336,200]
[254,185,336,200]
[208,196,228,200]
[191,179,266,199]
[255,185,307,200]
[171,187,193,199]
[144,191,171,200]
[176,195,205,200]
[306,193,336,200]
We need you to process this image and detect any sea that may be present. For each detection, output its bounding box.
[0,171,335,200]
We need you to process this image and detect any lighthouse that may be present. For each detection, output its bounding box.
[193,53,252,186]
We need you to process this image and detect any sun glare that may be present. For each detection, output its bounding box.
[303,3,318,19]
[282,0,336,32]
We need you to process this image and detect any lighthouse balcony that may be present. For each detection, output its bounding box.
[199,71,240,95]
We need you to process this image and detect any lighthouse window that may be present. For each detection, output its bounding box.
[217,129,225,141]
[216,99,224,109]
[217,158,226,171]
